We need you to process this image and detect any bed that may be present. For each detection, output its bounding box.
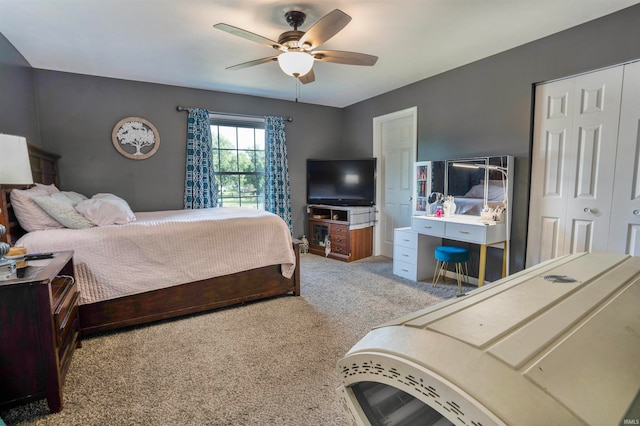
[0,145,300,335]
[452,180,506,216]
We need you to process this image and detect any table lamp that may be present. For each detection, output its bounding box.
[0,134,34,279]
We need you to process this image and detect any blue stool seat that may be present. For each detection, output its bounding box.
[435,246,470,263]
[433,246,470,295]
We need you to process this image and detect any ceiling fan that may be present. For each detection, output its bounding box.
[214,9,378,84]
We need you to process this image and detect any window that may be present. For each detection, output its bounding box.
[210,115,265,209]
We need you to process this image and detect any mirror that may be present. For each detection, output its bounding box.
[428,155,512,217]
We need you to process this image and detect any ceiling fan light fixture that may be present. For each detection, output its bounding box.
[278,51,314,77]
[215,9,377,84]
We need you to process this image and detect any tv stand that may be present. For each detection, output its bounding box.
[307,205,376,262]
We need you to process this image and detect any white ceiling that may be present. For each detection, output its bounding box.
[1,0,638,108]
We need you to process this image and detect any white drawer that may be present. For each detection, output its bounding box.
[393,259,419,281]
[445,222,486,244]
[393,245,418,265]
[394,228,417,249]
[411,217,445,237]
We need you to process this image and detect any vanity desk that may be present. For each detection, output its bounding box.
[394,155,513,287]
[411,214,507,287]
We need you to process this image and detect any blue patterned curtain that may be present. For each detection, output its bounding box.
[264,116,292,234]
[184,108,217,209]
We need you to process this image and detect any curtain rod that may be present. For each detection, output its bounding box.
[176,106,293,122]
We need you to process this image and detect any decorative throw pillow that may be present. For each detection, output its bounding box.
[50,191,88,206]
[33,183,60,194]
[9,186,65,231]
[31,194,95,229]
[75,193,136,226]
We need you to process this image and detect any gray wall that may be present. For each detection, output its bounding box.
[32,71,344,236]
[3,5,640,274]
[342,4,640,274]
[0,33,41,146]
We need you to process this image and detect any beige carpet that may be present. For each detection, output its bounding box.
[1,254,474,426]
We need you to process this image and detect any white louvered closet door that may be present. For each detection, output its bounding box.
[526,66,624,267]
[609,61,640,255]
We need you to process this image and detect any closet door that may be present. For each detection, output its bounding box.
[608,61,640,255]
[526,66,623,267]
[527,77,574,265]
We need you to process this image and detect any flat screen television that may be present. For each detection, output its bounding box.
[307,158,376,206]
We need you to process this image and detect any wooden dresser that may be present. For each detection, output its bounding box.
[0,251,80,413]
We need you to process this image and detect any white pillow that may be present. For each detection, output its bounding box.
[31,194,95,229]
[463,183,504,201]
[75,193,136,226]
[486,185,505,201]
[463,184,485,199]
[481,179,505,187]
[9,186,65,231]
[92,193,127,202]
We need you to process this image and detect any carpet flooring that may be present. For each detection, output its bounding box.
[1,254,475,426]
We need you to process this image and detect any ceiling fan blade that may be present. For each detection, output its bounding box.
[298,9,351,50]
[312,50,378,66]
[214,23,283,51]
[226,56,278,71]
[298,69,315,84]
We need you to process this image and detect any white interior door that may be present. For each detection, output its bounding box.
[609,61,640,255]
[527,66,623,267]
[373,107,417,258]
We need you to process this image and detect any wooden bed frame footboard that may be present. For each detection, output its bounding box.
[79,243,300,335]
[1,145,301,336]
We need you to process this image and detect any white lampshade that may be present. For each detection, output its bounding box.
[277,52,314,77]
[0,134,34,185]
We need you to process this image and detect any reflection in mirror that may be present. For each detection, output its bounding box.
[425,161,445,215]
[426,156,510,217]
[447,158,486,197]
[431,161,445,195]
[448,156,509,217]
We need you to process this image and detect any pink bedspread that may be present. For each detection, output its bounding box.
[17,208,296,304]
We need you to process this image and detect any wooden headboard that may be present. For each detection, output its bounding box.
[0,145,60,245]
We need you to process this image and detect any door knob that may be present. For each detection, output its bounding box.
[583,207,593,214]
[634,209,640,216]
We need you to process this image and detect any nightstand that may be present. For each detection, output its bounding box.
[0,251,80,413]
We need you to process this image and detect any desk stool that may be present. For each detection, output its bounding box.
[433,246,470,296]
